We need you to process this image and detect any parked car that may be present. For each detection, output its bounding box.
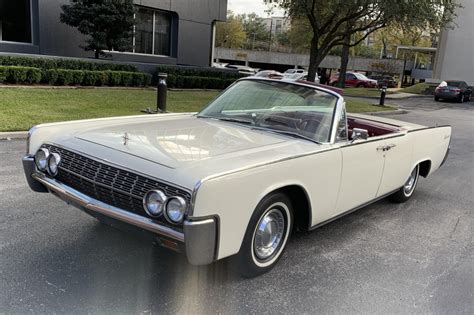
[283,69,320,83]
[23,78,451,277]
[254,70,283,79]
[225,64,257,75]
[368,74,398,88]
[330,72,378,88]
[434,80,472,102]
[284,68,306,75]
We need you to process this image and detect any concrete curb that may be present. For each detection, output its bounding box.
[0,131,28,141]
[365,109,409,116]
[347,94,429,100]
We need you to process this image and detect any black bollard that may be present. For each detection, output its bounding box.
[379,85,387,106]
[157,73,168,112]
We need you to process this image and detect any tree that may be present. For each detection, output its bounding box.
[240,13,269,49]
[266,0,460,82]
[60,0,136,59]
[216,11,247,49]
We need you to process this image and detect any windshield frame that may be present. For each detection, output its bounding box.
[197,78,344,145]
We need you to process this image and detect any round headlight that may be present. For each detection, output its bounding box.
[47,153,61,176]
[165,196,187,224]
[143,190,167,217]
[34,148,50,171]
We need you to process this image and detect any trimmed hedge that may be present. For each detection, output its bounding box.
[166,74,236,89]
[0,55,138,72]
[0,66,42,84]
[155,65,244,89]
[0,66,151,87]
[156,65,245,80]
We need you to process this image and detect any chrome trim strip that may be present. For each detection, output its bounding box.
[406,125,451,133]
[309,187,400,231]
[32,172,185,242]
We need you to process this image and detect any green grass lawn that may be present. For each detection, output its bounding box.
[400,82,429,94]
[343,87,394,97]
[0,87,392,131]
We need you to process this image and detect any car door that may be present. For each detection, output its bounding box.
[345,73,357,87]
[376,134,413,196]
[335,139,386,214]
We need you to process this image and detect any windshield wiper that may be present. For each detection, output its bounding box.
[251,126,321,144]
[197,115,253,124]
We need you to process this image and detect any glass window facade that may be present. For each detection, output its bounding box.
[133,7,171,56]
[0,0,32,43]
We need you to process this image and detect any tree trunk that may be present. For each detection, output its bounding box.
[307,35,322,82]
[94,49,100,59]
[337,35,351,88]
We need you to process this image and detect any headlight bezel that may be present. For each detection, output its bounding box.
[164,196,187,224]
[143,189,167,218]
[47,152,61,177]
[34,148,50,171]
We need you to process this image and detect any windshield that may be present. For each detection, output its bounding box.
[354,73,369,80]
[198,80,338,143]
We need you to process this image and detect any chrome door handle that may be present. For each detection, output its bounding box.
[377,144,396,152]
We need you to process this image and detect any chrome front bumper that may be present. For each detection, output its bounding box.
[23,156,217,265]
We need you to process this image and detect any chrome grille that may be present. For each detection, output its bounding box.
[42,144,191,226]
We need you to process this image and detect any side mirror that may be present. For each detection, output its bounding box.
[351,128,368,141]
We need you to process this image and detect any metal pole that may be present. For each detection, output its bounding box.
[379,85,387,106]
[157,73,168,112]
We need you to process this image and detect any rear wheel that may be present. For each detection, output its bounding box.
[232,192,293,278]
[389,165,420,203]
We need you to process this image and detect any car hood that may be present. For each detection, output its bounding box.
[75,116,287,169]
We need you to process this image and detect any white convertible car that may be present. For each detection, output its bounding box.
[23,78,451,277]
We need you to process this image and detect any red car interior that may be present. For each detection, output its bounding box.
[347,116,401,138]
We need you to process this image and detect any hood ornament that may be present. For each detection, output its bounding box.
[122,132,130,146]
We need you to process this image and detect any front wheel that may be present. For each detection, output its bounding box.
[434,96,440,102]
[232,192,293,278]
[389,165,420,203]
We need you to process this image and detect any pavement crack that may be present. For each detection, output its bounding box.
[449,217,461,240]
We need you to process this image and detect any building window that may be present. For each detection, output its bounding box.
[133,7,171,56]
[0,0,32,43]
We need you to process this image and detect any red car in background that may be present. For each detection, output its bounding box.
[330,72,378,88]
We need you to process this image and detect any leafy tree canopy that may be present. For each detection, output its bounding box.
[216,11,247,49]
[60,0,136,59]
[265,0,461,81]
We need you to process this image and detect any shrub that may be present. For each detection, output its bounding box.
[0,67,6,83]
[0,65,151,87]
[164,74,236,89]
[107,71,122,86]
[43,69,58,84]
[25,68,42,84]
[81,71,97,86]
[55,69,75,85]
[120,71,133,86]
[0,66,41,84]
[155,65,245,80]
[0,55,139,72]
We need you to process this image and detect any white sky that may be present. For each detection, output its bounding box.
[227,0,285,17]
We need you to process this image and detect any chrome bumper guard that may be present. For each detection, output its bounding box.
[25,156,217,265]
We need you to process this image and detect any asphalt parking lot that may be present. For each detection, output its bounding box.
[1,97,472,313]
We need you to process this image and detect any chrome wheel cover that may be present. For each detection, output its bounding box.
[404,167,418,195]
[253,208,286,260]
